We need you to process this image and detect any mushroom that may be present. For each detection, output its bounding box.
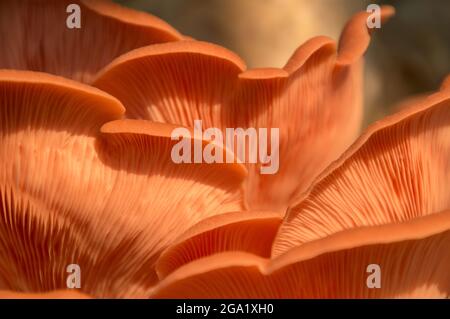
[155,210,283,279]
[1,1,447,299]
[149,79,450,298]
[150,209,450,298]
[0,71,245,297]
[93,6,395,212]
[0,0,182,83]
[273,76,450,256]
[0,289,90,299]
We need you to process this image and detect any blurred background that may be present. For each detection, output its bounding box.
[114,0,450,127]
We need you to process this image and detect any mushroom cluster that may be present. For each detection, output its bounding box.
[0,0,449,298]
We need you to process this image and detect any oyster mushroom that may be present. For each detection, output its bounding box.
[1,1,447,300]
[0,71,246,297]
[149,78,450,298]
[150,210,450,298]
[0,289,90,299]
[155,210,282,279]
[273,77,450,256]
[441,75,450,91]
[0,0,182,83]
[93,6,395,212]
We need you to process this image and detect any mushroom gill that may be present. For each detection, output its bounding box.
[150,76,450,299]
[150,210,450,298]
[94,40,246,126]
[155,210,282,279]
[0,71,246,297]
[0,0,182,83]
[93,6,395,212]
[0,289,91,299]
[272,78,450,256]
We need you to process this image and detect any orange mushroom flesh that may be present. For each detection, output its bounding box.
[0,0,182,83]
[441,75,450,91]
[150,75,449,299]
[94,40,246,126]
[273,82,450,256]
[0,70,124,296]
[0,289,91,299]
[0,71,246,297]
[156,211,283,279]
[94,7,395,212]
[150,210,450,298]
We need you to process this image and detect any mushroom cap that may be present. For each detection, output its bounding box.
[0,71,246,297]
[93,6,395,211]
[273,78,450,256]
[155,210,282,279]
[150,209,450,298]
[0,0,182,83]
[441,75,450,91]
